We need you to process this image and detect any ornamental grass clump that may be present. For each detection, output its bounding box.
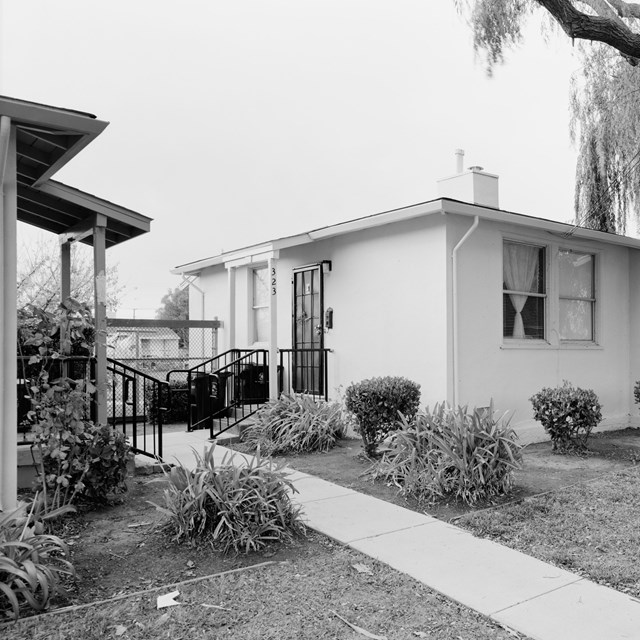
[0,495,75,620]
[373,403,522,506]
[242,393,345,455]
[345,376,421,457]
[152,445,305,554]
[530,381,602,451]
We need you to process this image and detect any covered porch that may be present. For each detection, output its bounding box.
[0,96,152,510]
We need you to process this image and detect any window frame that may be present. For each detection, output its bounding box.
[558,248,597,343]
[501,235,601,350]
[502,240,547,342]
[251,265,269,345]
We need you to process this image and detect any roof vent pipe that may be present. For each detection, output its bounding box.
[455,148,464,174]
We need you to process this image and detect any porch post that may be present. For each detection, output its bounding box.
[60,240,72,378]
[0,118,17,510]
[267,257,278,400]
[60,240,71,302]
[93,215,108,425]
[227,266,236,350]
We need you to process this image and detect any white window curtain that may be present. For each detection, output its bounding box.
[503,243,540,339]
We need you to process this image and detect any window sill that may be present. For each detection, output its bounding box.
[501,340,602,351]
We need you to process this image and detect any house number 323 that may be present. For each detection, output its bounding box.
[271,267,276,295]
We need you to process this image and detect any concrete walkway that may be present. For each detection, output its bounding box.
[139,431,640,640]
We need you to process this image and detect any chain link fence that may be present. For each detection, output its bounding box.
[106,319,221,425]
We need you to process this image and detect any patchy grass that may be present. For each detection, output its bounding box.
[5,537,521,640]
[458,466,640,597]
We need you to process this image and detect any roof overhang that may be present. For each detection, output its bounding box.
[172,197,640,276]
[0,95,151,246]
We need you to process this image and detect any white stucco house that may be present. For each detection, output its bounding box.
[173,163,640,443]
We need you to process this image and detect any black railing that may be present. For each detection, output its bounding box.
[16,355,168,460]
[166,349,270,438]
[107,358,169,460]
[279,348,329,401]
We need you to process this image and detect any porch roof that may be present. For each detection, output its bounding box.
[172,197,640,276]
[1,95,151,246]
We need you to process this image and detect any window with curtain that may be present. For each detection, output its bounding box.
[503,241,545,339]
[252,266,269,342]
[559,250,595,341]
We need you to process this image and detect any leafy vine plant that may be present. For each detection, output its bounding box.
[18,298,131,512]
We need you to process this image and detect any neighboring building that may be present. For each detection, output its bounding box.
[109,327,182,366]
[173,162,640,443]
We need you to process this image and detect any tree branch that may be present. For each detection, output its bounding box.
[537,0,640,61]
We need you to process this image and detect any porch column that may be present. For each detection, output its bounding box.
[60,240,71,302]
[0,117,17,511]
[227,266,236,350]
[60,240,72,378]
[93,215,108,425]
[267,257,278,400]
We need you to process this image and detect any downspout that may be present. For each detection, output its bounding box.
[452,215,479,406]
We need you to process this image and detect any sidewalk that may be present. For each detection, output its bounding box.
[140,430,640,640]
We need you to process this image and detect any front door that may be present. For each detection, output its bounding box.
[292,264,324,395]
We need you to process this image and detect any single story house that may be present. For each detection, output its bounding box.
[173,161,640,443]
[109,327,182,360]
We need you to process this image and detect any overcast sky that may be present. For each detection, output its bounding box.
[1,1,582,317]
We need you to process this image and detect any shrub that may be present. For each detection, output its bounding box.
[344,376,421,457]
[373,403,522,506]
[530,381,602,450]
[634,380,640,407]
[17,300,132,509]
[146,379,189,425]
[33,384,132,508]
[0,497,75,620]
[151,445,305,554]
[242,394,345,455]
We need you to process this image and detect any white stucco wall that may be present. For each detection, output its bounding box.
[192,214,450,404]
[450,214,635,443]
[274,214,449,403]
[190,209,640,444]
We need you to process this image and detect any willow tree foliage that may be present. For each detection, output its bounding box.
[458,0,640,232]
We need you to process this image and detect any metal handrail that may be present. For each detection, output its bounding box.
[107,357,170,459]
[165,348,246,381]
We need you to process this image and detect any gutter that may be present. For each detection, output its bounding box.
[452,215,479,406]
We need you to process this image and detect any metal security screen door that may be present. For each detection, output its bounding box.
[292,264,324,395]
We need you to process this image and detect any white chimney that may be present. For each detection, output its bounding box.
[437,150,499,208]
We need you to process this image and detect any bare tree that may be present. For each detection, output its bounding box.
[17,235,123,313]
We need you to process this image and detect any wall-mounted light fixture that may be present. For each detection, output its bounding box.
[321,260,332,274]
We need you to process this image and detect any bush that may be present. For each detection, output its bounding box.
[33,384,132,508]
[373,403,522,506]
[344,376,421,457]
[0,497,75,620]
[530,381,602,450]
[146,380,189,425]
[633,380,640,407]
[151,445,305,554]
[242,394,345,455]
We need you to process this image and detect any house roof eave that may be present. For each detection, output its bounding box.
[172,196,640,277]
